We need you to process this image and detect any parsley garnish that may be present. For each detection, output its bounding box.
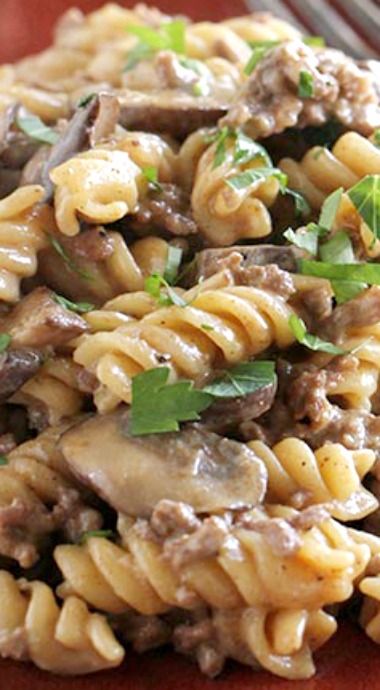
[298,70,314,99]
[145,273,188,307]
[129,361,276,435]
[124,20,185,70]
[203,361,276,398]
[48,235,94,281]
[226,167,287,191]
[54,294,94,314]
[0,455,8,466]
[348,175,380,241]
[289,314,346,354]
[286,188,311,217]
[130,367,212,435]
[142,166,162,192]
[373,130,380,148]
[77,93,96,108]
[16,113,59,145]
[303,36,325,47]
[79,529,115,544]
[319,187,343,231]
[0,334,11,353]
[284,225,321,255]
[163,246,183,285]
[300,260,380,285]
[319,230,355,264]
[207,128,271,170]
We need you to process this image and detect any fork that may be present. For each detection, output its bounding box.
[245,0,380,59]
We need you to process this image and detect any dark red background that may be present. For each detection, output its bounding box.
[0,1,380,688]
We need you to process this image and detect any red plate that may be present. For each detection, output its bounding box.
[0,1,379,688]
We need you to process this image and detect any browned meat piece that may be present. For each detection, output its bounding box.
[59,410,268,516]
[0,105,39,169]
[191,245,304,284]
[131,183,198,236]
[223,41,380,138]
[0,287,88,349]
[236,514,301,557]
[150,499,200,539]
[201,381,277,435]
[290,504,331,531]
[163,515,229,570]
[0,349,43,403]
[320,286,380,342]
[0,433,17,455]
[0,491,55,568]
[299,284,333,323]
[119,93,226,140]
[52,485,102,544]
[61,226,114,263]
[117,611,171,653]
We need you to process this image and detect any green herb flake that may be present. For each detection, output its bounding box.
[319,187,343,230]
[319,230,355,264]
[284,226,320,255]
[124,42,152,71]
[233,132,272,167]
[130,367,212,435]
[0,333,11,353]
[48,235,94,281]
[226,167,287,192]
[347,175,380,241]
[303,36,326,47]
[142,166,162,192]
[201,323,214,332]
[80,529,115,544]
[244,46,272,75]
[124,19,185,70]
[285,188,311,217]
[0,455,8,466]
[331,279,367,305]
[289,314,346,354]
[212,126,232,169]
[373,130,380,148]
[298,70,314,99]
[54,294,94,314]
[300,259,380,286]
[145,273,188,307]
[203,361,276,399]
[77,93,96,108]
[163,246,183,285]
[16,113,59,145]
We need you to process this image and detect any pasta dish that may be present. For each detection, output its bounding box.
[0,3,379,681]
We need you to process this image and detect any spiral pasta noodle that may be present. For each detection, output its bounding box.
[50,149,143,236]
[192,138,281,246]
[0,185,50,302]
[280,133,380,257]
[54,505,369,617]
[248,438,377,520]
[73,284,296,411]
[213,605,336,680]
[0,571,124,674]
[0,423,102,567]
[10,357,86,428]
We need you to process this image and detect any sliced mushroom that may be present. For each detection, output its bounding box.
[59,410,268,516]
[0,349,43,403]
[201,381,277,435]
[119,91,226,140]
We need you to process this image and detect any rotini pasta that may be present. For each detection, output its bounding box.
[73,284,296,410]
[50,149,143,236]
[192,138,281,246]
[0,185,49,302]
[212,605,336,680]
[0,423,102,566]
[0,571,124,674]
[249,438,377,520]
[0,1,379,683]
[54,505,369,618]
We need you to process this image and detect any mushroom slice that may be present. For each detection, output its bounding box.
[59,411,267,517]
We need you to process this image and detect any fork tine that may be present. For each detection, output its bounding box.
[245,0,307,31]
[288,0,377,58]
[331,0,380,50]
